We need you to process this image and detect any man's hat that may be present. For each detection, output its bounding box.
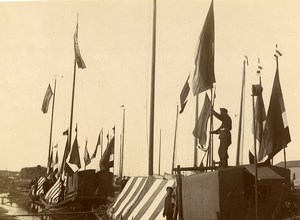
[166,186,173,191]
[220,108,228,114]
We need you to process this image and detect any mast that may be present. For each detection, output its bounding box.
[47,77,56,175]
[158,129,161,176]
[121,106,125,178]
[194,95,199,167]
[236,57,248,165]
[172,105,179,174]
[149,0,157,176]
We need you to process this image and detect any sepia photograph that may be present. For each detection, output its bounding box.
[0,0,299,219]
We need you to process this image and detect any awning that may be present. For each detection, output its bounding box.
[245,165,284,183]
[108,176,175,220]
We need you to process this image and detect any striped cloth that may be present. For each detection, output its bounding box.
[35,177,46,195]
[108,176,175,220]
[44,178,62,204]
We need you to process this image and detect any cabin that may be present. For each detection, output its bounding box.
[20,165,46,179]
[180,165,290,220]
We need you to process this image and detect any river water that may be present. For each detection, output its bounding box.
[0,193,50,220]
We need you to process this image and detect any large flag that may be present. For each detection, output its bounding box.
[100,136,115,171]
[179,75,190,114]
[45,178,62,204]
[91,131,101,159]
[41,84,53,113]
[84,141,91,167]
[68,135,81,170]
[192,1,215,96]
[74,22,86,69]
[193,94,211,147]
[260,64,291,159]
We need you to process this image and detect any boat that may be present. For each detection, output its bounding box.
[31,16,117,217]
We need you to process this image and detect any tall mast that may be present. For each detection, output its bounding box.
[193,95,199,167]
[47,77,56,174]
[120,106,125,178]
[172,105,179,174]
[158,129,162,175]
[236,57,248,165]
[149,0,157,176]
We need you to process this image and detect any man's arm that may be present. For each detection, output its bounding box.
[212,109,223,121]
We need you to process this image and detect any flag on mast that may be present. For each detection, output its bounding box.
[91,131,101,159]
[41,84,53,113]
[74,19,86,69]
[260,60,291,160]
[193,94,211,148]
[84,140,91,166]
[100,129,115,171]
[179,75,190,114]
[192,0,215,96]
[68,134,81,170]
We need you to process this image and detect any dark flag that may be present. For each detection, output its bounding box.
[179,75,190,114]
[192,1,215,96]
[249,84,266,163]
[100,136,115,170]
[60,130,70,175]
[84,140,91,166]
[91,132,101,159]
[261,64,291,160]
[41,84,53,113]
[47,147,53,175]
[53,150,59,179]
[74,21,86,69]
[193,94,211,147]
[69,135,81,169]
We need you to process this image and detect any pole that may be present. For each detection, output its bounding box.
[177,165,184,220]
[149,0,157,176]
[252,88,259,220]
[194,95,199,167]
[172,105,179,174]
[158,129,162,176]
[121,107,125,177]
[119,134,122,177]
[101,128,103,156]
[47,77,56,175]
[236,58,247,165]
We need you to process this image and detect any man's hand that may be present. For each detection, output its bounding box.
[163,213,166,217]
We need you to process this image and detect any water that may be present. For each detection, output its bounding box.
[0,193,50,220]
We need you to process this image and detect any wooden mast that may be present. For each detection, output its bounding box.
[149,0,157,176]
[236,57,247,165]
[194,95,199,167]
[47,77,56,175]
[172,105,179,174]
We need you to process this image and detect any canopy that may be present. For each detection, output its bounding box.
[108,176,175,220]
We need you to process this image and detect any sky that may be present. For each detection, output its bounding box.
[0,0,299,177]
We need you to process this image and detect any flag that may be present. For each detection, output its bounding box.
[100,136,115,170]
[84,141,91,166]
[179,75,190,114]
[47,147,53,175]
[261,64,291,159]
[193,94,211,147]
[45,178,62,204]
[74,22,86,69]
[249,84,267,162]
[35,177,46,196]
[41,84,53,113]
[68,135,81,169]
[91,132,101,159]
[192,1,215,96]
[53,150,59,179]
[60,130,70,175]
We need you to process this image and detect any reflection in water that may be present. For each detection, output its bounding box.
[0,193,51,220]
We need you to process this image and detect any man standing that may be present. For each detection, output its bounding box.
[210,108,232,168]
[163,187,175,220]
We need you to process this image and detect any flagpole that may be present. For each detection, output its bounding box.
[101,128,103,156]
[47,77,56,175]
[159,129,162,176]
[275,51,287,168]
[149,0,157,176]
[172,105,179,175]
[252,85,259,220]
[119,134,122,176]
[236,57,247,165]
[194,95,199,167]
[121,106,125,178]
